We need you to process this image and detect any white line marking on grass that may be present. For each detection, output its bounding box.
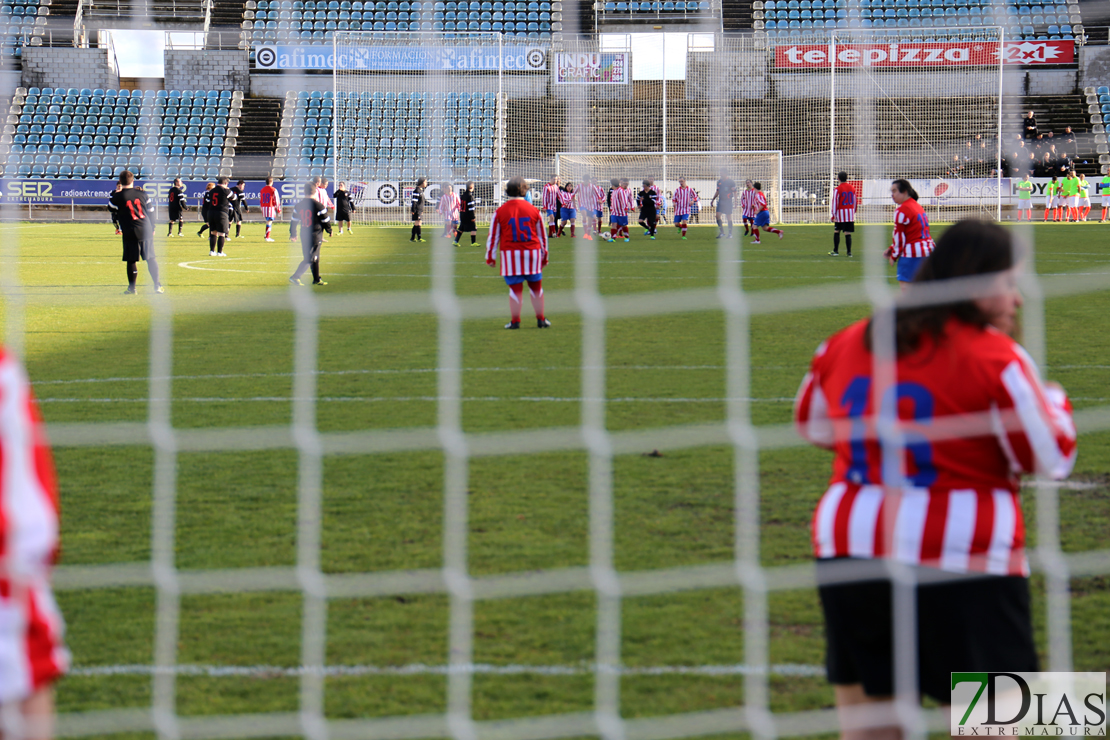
[67,662,825,678]
[34,365,806,387]
[36,396,796,404]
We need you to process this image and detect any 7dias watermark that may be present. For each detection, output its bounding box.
[952,673,1106,736]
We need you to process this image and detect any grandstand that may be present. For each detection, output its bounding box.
[0,0,1100,215]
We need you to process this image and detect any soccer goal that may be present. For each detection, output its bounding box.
[555,151,784,224]
[827,27,1005,222]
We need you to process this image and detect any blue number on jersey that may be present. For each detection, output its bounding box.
[507,216,532,242]
[840,377,937,487]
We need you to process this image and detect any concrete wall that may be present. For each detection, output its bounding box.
[1027,68,1079,95]
[21,48,119,90]
[165,50,250,92]
[1079,45,1110,89]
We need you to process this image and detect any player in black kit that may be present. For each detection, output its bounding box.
[207,177,233,256]
[231,179,248,238]
[289,182,332,286]
[110,170,162,294]
[167,178,187,237]
[197,182,214,237]
[455,180,478,246]
[334,182,353,234]
[637,179,659,239]
[410,176,427,242]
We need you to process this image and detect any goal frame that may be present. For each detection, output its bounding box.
[555,150,786,223]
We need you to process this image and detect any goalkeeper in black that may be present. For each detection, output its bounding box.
[289,182,332,286]
[207,176,233,256]
[110,170,163,294]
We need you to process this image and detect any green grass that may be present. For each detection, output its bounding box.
[2,219,1109,731]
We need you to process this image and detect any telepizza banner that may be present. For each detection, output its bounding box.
[774,39,1074,68]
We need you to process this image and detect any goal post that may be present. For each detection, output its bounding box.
[555,151,785,224]
[828,27,1005,222]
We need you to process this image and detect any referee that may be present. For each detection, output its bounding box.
[410,176,427,242]
[110,170,162,294]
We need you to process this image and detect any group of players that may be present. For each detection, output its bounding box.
[535,173,783,244]
[1013,170,1110,222]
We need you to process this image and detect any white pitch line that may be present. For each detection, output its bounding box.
[36,396,797,404]
[66,662,825,678]
[33,365,806,387]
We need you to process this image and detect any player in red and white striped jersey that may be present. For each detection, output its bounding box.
[608,178,636,242]
[739,180,756,235]
[486,177,550,329]
[0,347,69,730]
[829,171,856,257]
[749,183,783,243]
[671,177,698,240]
[794,219,1074,713]
[438,184,461,238]
[577,176,599,240]
[260,177,281,242]
[557,183,578,238]
[542,176,561,238]
[885,179,935,285]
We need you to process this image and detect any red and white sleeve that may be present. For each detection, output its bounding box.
[793,341,835,449]
[994,345,1077,480]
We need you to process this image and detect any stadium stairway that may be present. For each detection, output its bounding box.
[722,0,756,30]
[231,96,283,180]
[209,0,249,27]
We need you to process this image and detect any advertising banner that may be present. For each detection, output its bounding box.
[254,44,546,71]
[860,177,1004,206]
[774,39,1074,69]
[553,52,630,84]
[1,179,332,208]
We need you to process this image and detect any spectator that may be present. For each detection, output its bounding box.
[1056,152,1074,177]
[1060,126,1077,151]
[1038,151,1054,177]
[1023,110,1038,140]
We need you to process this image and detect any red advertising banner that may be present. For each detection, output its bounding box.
[774,40,1074,68]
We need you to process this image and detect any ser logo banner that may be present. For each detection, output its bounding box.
[952,672,1106,737]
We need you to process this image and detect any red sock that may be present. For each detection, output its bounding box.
[623,225,630,239]
[611,224,618,239]
[1103,208,1108,220]
[752,227,760,240]
[509,283,524,323]
[1082,206,1090,220]
[265,224,271,237]
[768,227,783,235]
[1044,209,1050,221]
[570,224,575,237]
[681,223,687,237]
[528,279,544,321]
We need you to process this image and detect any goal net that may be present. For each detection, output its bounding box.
[555,151,784,224]
[829,27,1005,222]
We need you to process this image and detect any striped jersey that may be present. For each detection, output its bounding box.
[891,199,934,258]
[831,182,857,223]
[740,189,758,218]
[794,317,1076,576]
[316,186,333,209]
[752,190,768,213]
[485,197,549,277]
[438,190,460,221]
[0,348,69,701]
[557,187,577,209]
[579,183,604,212]
[672,186,698,216]
[650,185,665,211]
[260,185,281,218]
[609,186,636,217]
[542,183,561,211]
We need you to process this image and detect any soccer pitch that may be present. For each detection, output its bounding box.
[2,220,1108,731]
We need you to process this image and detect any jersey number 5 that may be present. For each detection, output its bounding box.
[841,377,937,487]
[506,216,532,242]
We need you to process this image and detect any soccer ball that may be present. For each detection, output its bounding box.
[601,233,613,242]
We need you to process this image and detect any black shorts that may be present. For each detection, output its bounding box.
[459,213,477,232]
[717,204,734,215]
[232,208,243,224]
[834,221,855,232]
[639,209,657,222]
[817,558,1038,704]
[121,234,152,262]
[209,214,230,234]
[168,206,182,222]
[411,210,423,222]
[301,239,321,261]
[336,209,351,222]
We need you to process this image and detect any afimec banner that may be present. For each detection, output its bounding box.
[255,44,546,71]
[554,52,630,84]
[775,39,1074,68]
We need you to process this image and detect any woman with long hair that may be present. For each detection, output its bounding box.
[885,179,934,286]
[795,219,1076,739]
